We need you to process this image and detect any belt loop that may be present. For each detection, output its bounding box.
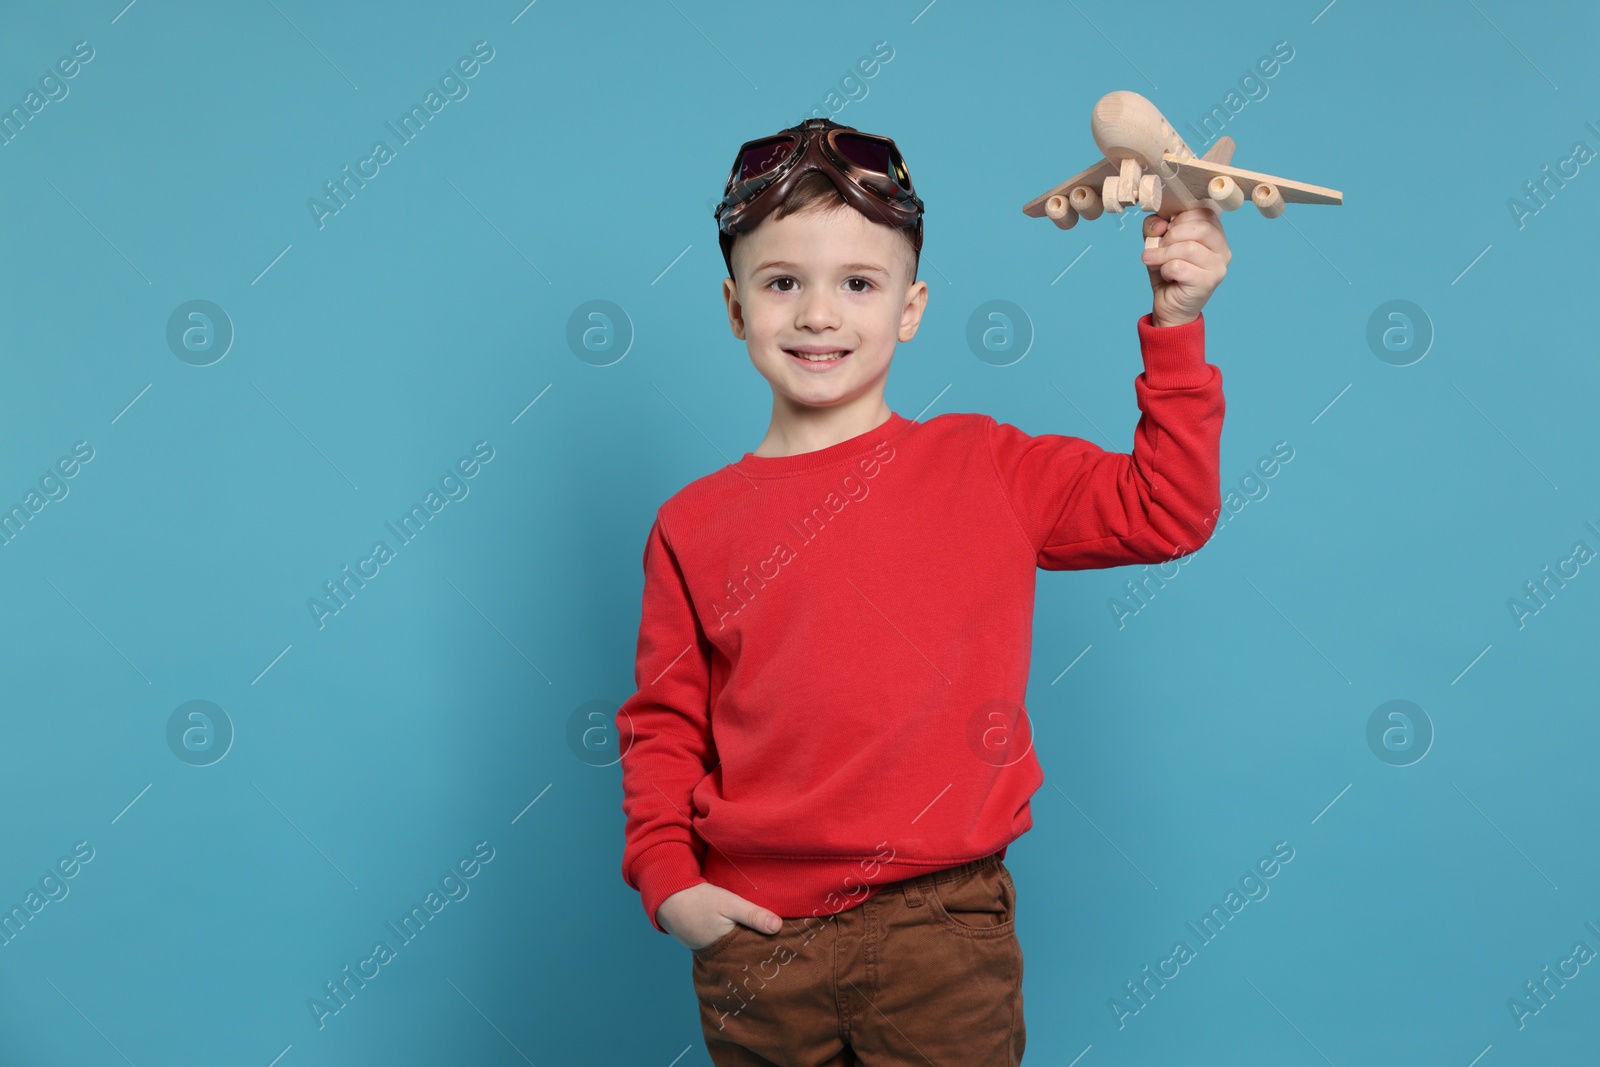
[901,877,924,907]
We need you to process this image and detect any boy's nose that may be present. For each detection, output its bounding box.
[794,293,841,328]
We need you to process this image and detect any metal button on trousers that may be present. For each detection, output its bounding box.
[690,852,1025,1066]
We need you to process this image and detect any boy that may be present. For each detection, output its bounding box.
[617,116,1229,1065]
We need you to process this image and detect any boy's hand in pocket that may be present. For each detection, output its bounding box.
[658,882,784,951]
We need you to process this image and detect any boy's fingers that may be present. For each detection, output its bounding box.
[1163,218,1227,255]
[724,894,782,933]
[1146,239,1202,260]
[1144,239,1223,268]
[1156,257,1203,283]
[1174,206,1218,226]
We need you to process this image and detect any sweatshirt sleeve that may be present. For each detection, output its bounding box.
[616,513,714,933]
[985,312,1224,571]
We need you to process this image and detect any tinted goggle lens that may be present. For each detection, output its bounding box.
[834,132,895,177]
[736,135,797,181]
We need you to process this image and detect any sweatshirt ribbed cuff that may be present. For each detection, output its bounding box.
[1136,311,1212,390]
[634,841,706,934]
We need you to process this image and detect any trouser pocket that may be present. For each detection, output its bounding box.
[925,861,1016,938]
[690,921,745,960]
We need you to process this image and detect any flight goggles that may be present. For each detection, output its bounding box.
[714,117,924,275]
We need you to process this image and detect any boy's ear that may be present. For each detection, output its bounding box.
[723,277,747,340]
[897,280,929,343]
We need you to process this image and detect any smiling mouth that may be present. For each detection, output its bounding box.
[786,349,852,362]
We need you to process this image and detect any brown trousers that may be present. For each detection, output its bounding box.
[690,853,1025,1066]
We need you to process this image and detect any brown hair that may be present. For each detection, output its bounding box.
[720,170,920,284]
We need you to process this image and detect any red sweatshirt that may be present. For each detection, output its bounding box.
[618,312,1223,933]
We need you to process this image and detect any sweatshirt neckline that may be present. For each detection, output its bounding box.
[735,411,910,477]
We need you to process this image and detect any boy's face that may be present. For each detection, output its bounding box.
[722,204,928,415]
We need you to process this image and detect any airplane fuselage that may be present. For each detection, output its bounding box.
[1090,90,1208,214]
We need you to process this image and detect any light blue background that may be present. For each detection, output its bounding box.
[2,1,1597,1063]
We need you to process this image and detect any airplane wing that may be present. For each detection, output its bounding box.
[1021,156,1117,218]
[1022,136,1339,218]
[1161,153,1342,205]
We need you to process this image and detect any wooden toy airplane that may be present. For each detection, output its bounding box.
[1023,90,1342,247]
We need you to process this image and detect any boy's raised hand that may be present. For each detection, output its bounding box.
[1141,206,1230,328]
[658,882,785,951]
